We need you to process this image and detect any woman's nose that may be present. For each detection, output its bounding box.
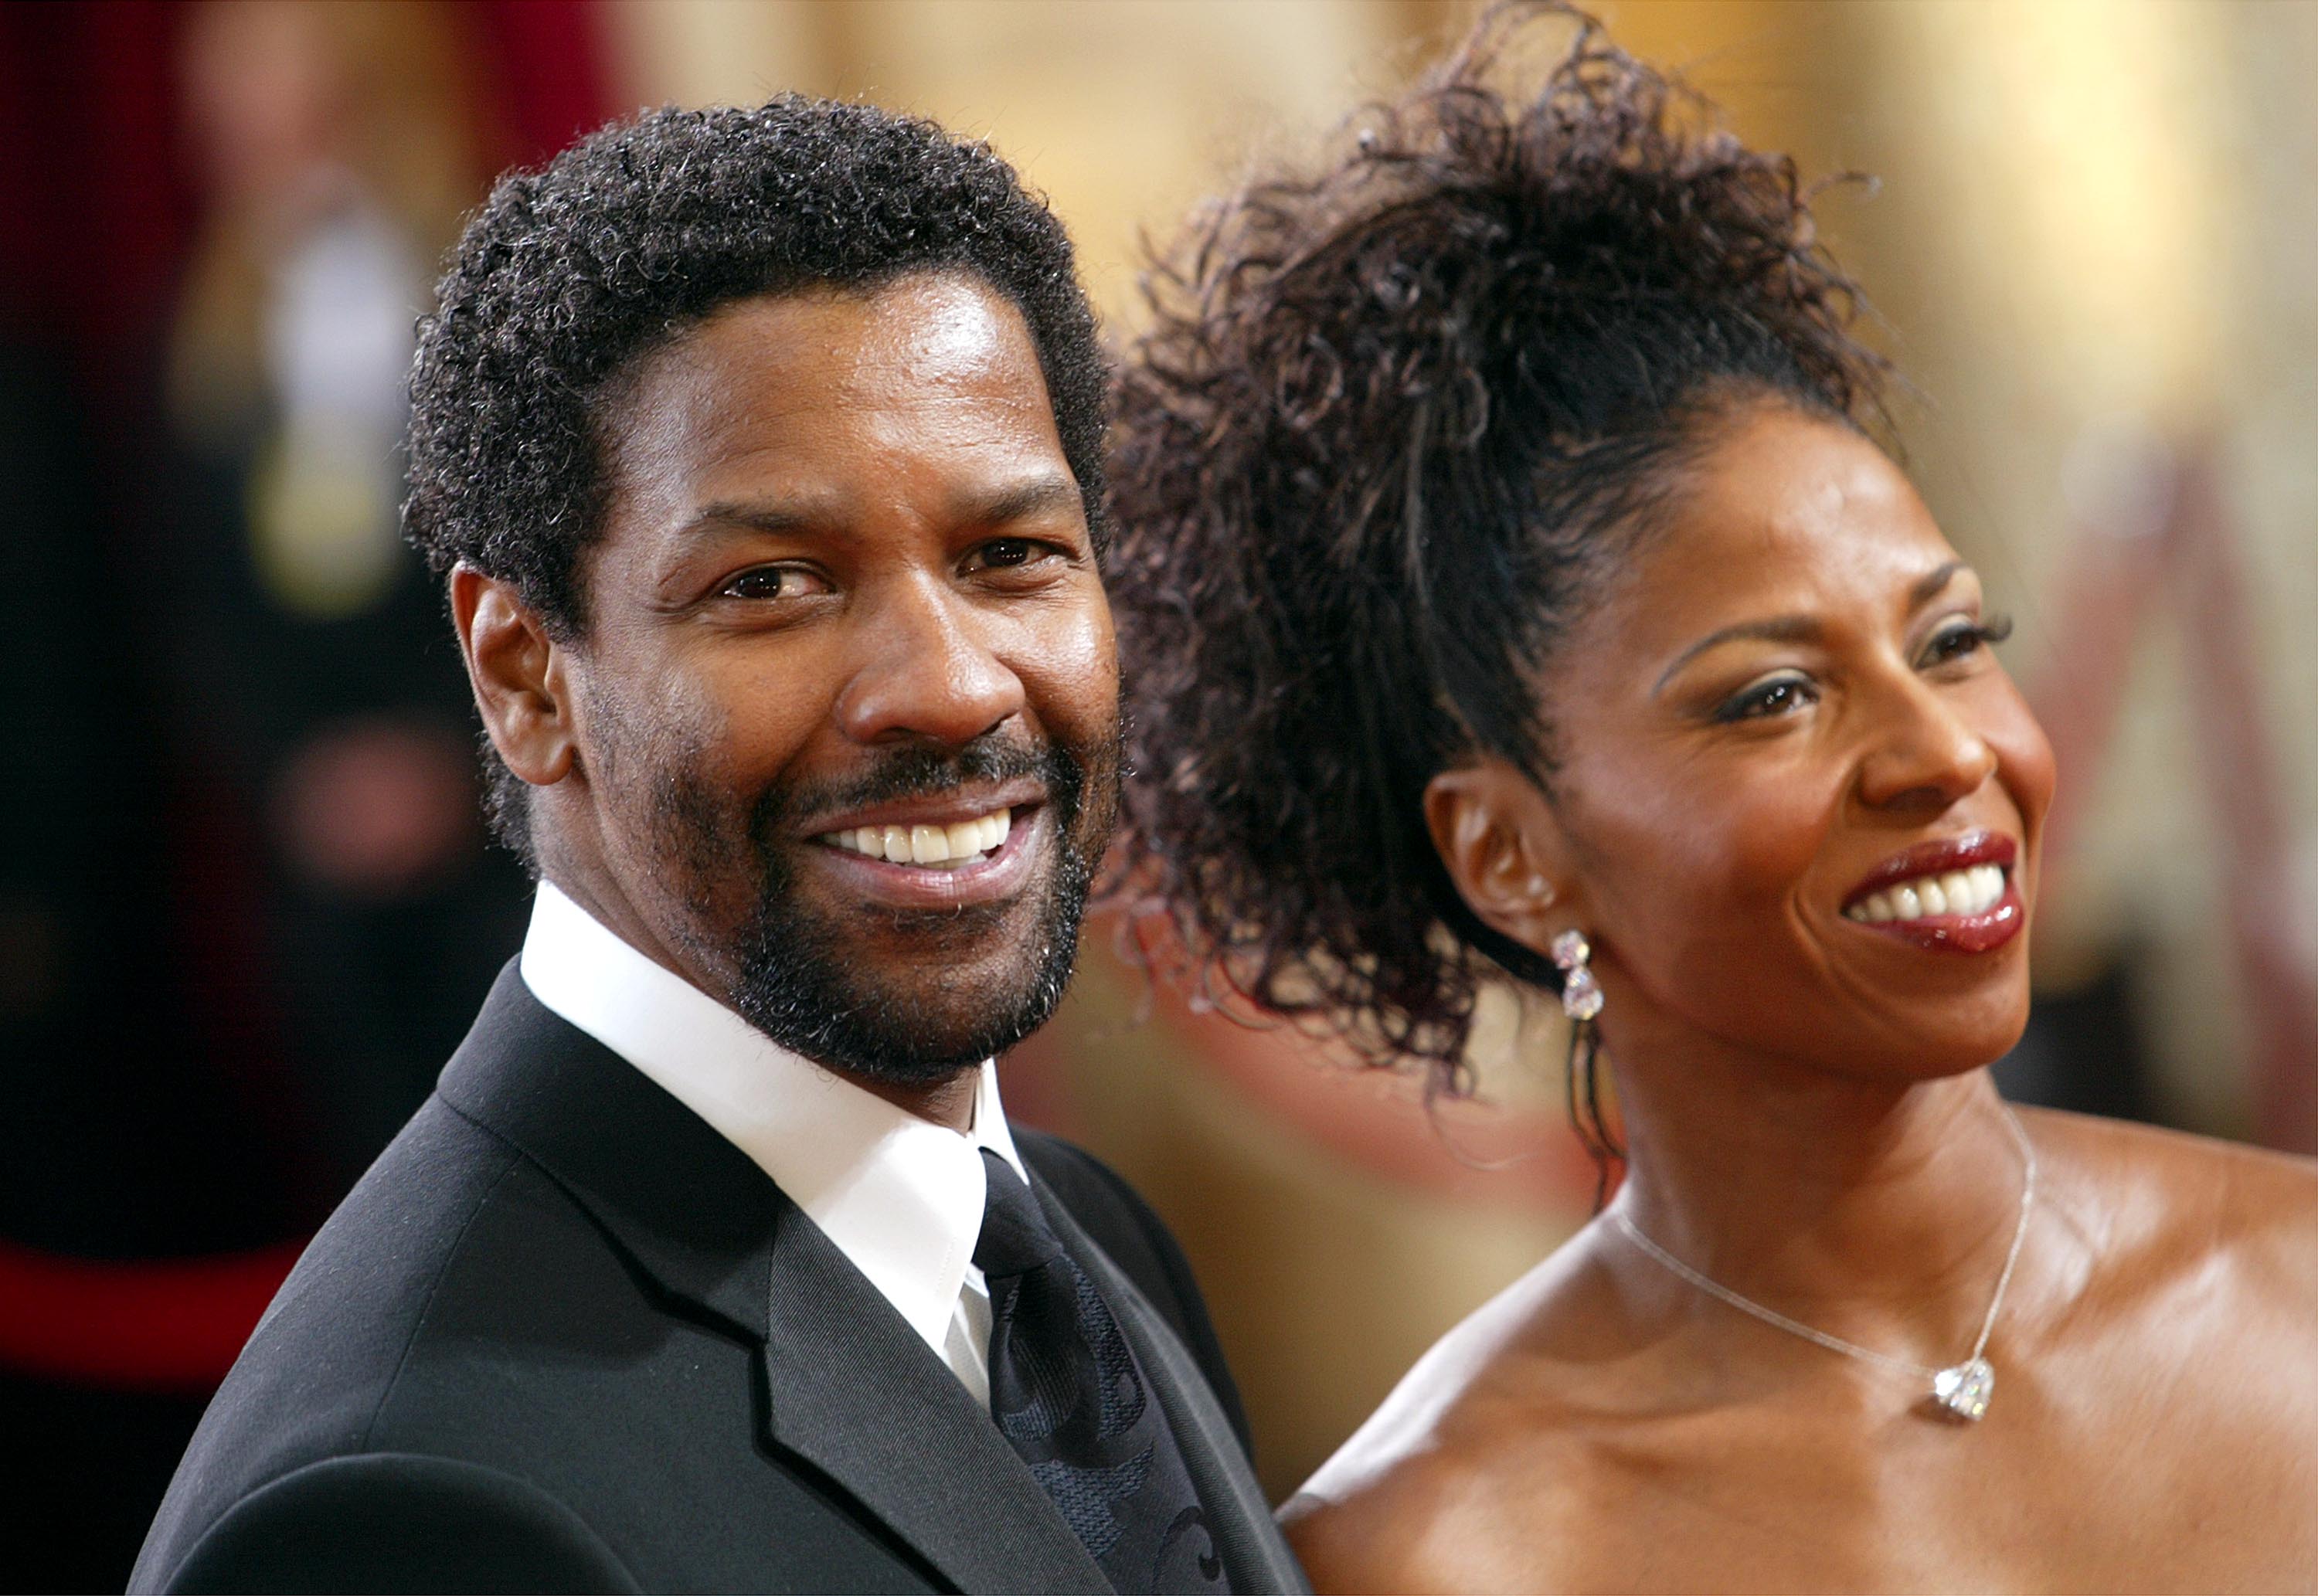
[1856,678,1999,813]
[833,576,1026,746]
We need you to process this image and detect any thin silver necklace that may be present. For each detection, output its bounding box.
[1609,1105,2037,1423]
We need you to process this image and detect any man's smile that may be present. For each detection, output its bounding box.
[821,805,1016,868]
[802,786,1052,912]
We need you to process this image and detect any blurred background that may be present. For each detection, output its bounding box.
[2,2,2310,1588]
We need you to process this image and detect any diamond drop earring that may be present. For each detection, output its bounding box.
[1551,929,1619,1208]
[1551,929,1603,1020]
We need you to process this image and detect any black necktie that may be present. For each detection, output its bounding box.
[974,1150,1225,1594]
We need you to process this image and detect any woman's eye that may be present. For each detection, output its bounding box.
[719,566,828,601]
[1918,613,2013,669]
[1716,674,1818,722]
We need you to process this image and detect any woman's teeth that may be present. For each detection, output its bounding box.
[1846,864,2006,924]
[821,807,1011,869]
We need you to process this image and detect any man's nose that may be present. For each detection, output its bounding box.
[1855,675,1999,813]
[833,575,1026,746]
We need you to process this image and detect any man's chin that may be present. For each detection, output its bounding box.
[743,993,1068,1085]
[722,780,1103,1087]
[728,945,1076,1084]
[808,1050,984,1093]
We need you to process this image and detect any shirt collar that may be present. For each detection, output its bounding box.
[517,880,1025,1360]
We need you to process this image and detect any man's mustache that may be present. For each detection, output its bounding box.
[755,734,1085,836]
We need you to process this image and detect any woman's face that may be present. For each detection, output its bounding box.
[1531,401,2055,1082]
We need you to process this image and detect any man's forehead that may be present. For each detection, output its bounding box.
[593,271,1068,542]
[628,272,1038,417]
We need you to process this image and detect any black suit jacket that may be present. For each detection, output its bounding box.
[131,965,1308,1595]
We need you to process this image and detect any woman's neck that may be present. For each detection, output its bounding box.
[1604,1029,2037,1367]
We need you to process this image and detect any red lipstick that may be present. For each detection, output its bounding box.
[1842,830,2024,955]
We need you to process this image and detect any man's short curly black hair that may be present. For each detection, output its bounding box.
[403,96,1108,866]
[1105,3,1888,1092]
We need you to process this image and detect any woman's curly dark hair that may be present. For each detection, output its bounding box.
[1106,2,1889,1094]
[403,96,1106,868]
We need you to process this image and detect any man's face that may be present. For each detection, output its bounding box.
[556,272,1120,1084]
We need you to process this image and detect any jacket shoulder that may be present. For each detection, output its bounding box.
[206,1096,532,1438]
[135,1095,600,1589]
[145,1451,637,1595]
[1016,1130,1253,1458]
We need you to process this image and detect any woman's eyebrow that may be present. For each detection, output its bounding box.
[1651,561,1977,696]
[1909,559,1970,609]
[1653,615,1822,694]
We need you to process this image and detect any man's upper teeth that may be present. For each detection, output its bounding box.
[1847,864,2005,923]
[822,807,1011,866]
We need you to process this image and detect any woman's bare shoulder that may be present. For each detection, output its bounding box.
[1281,1450,1507,1596]
[2029,1107,2318,1292]
[1282,1238,1620,1594]
[1291,1232,1600,1495]
[1282,1418,1603,1596]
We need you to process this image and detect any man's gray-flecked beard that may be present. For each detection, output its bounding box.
[654,728,1117,1087]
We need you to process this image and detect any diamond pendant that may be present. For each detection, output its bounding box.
[1930,1357,1994,1421]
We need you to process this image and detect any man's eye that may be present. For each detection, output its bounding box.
[969,538,1051,572]
[719,566,826,601]
[1917,613,2013,669]
[1715,673,1818,722]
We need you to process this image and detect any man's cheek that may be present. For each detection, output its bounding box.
[1032,597,1119,711]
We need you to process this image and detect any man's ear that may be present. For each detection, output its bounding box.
[1422,756,1583,959]
[450,564,576,790]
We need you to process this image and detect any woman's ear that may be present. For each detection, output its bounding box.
[1422,756,1582,958]
[450,564,576,790]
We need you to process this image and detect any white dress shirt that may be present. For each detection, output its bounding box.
[518,881,1026,1411]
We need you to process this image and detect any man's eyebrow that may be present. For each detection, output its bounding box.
[956,474,1083,528]
[669,476,1082,545]
[1653,616,1825,694]
[676,500,823,541]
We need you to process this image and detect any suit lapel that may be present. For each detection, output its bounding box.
[761,1201,1110,1596]
[441,963,1289,1594]
[440,963,1106,1593]
[1036,1180,1316,1596]
[435,963,778,1336]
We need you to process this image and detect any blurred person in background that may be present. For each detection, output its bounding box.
[163,0,529,1181]
[1106,8,2316,1592]
[0,5,569,1587]
[134,95,1302,1596]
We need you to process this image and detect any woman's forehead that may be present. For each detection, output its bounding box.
[1599,407,1965,650]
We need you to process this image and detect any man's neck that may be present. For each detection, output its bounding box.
[853,1071,981,1135]
[535,843,700,993]
[535,868,983,1135]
